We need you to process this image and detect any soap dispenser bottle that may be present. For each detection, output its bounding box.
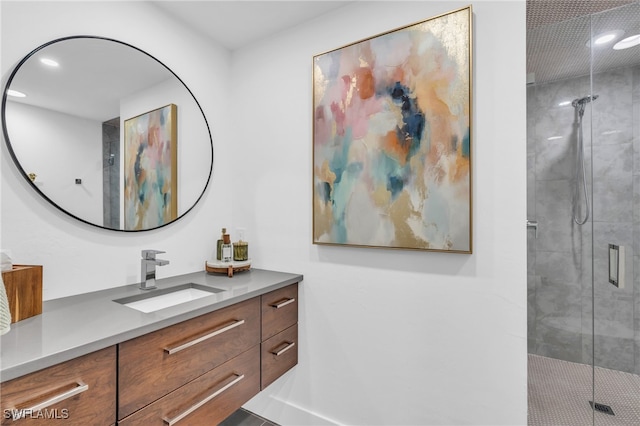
[222,232,232,262]
[233,228,249,261]
[216,228,226,261]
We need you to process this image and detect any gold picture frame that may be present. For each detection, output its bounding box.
[312,6,473,253]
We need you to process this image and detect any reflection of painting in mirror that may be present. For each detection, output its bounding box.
[124,104,177,230]
[312,6,472,253]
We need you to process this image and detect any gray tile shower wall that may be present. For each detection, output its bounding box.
[527,66,639,375]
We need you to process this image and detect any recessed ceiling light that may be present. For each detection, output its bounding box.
[40,58,59,67]
[547,136,563,141]
[558,101,571,107]
[7,89,26,98]
[586,30,624,47]
[613,34,640,50]
[595,34,616,45]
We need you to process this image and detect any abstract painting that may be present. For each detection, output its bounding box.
[124,104,177,230]
[312,6,472,253]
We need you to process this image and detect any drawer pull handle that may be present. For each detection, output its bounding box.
[271,341,296,356]
[163,374,244,426]
[164,319,245,355]
[270,298,295,309]
[9,381,89,420]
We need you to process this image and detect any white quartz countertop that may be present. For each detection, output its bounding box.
[0,268,303,382]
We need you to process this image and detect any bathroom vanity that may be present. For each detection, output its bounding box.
[0,269,301,425]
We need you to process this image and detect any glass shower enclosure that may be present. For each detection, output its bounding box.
[527,2,639,425]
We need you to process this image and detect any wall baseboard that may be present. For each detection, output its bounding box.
[244,393,342,426]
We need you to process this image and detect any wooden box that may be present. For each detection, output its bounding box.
[1,264,43,323]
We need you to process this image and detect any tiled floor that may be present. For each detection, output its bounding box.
[219,408,279,426]
[528,354,640,425]
[224,357,640,425]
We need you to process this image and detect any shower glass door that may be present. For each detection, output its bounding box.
[527,11,597,425]
[589,3,640,424]
[527,3,640,424]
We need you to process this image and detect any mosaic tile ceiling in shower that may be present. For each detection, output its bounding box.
[527,0,640,84]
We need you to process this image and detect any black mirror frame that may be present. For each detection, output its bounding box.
[1,35,214,232]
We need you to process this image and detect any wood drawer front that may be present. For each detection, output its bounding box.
[261,323,298,390]
[0,346,116,425]
[118,346,260,426]
[118,297,260,419]
[261,283,298,341]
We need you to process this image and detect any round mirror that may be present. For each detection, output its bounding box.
[1,36,213,231]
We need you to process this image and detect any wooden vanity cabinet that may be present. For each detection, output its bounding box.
[118,346,260,426]
[260,283,298,389]
[0,282,299,426]
[261,323,298,389]
[0,346,116,425]
[261,284,298,340]
[117,283,299,424]
[117,297,260,420]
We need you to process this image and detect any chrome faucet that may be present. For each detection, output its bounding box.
[140,250,169,290]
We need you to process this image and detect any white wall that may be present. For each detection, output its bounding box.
[232,1,527,425]
[1,1,527,425]
[4,101,103,223]
[1,1,232,299]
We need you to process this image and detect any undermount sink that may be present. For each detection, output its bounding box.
[114,283,224,313]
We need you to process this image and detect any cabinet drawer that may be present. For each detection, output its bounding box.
[118,346,260,426]
[118,297,260,419]
[0,346,116,425]
[261,283,298,341]
[261,323,298,390]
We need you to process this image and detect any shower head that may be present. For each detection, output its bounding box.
[572,94,599,118]
[571,95,599,108]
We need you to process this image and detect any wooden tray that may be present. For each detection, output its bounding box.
[205,260,251,277]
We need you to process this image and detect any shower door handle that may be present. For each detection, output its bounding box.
[527,220,538,238]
